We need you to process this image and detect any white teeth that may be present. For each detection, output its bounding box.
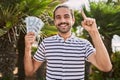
[60,24,66,27]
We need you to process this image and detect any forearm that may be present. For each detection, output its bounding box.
[89,30,112,71]
[24,47,34,76]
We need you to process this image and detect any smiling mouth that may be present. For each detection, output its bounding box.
[58,22,69,26]
[60,24,67,27]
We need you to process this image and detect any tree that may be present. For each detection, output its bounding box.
[89,2,120,55]
[0,0,24,79]
[0,0,60,80]
[88,2,120,79]
[74,1,120,55]
[73,2,120,79]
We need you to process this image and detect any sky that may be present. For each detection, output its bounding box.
[64,0,120,52]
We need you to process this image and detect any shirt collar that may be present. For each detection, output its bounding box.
[55,33,76,42]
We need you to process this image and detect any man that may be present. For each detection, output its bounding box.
[24,4,112,80]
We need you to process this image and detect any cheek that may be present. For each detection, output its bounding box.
[55,22,59,27]
[54,20,59,25]
[69,20,74,25]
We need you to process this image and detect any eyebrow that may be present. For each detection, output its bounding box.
[55,14,71,19]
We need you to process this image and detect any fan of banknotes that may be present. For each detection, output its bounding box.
[24,16,44,36]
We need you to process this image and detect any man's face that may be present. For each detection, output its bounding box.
[54,7,75,33]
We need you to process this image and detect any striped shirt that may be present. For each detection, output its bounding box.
[33,34,95,80]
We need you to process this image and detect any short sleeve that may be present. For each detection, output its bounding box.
[85,40,96,60]
[33,41,45,62]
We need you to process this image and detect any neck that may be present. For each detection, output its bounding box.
[58,31,72,40]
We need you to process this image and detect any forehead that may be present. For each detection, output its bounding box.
[55,7,71,16]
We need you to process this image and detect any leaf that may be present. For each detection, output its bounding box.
[0,29,7,36]
[6,21,12,29]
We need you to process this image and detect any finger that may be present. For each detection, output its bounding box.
[27,32,35,36]
[89,21,93,25]
[85,18,95,25]
[81,21,86,27]
[81,10,87,19]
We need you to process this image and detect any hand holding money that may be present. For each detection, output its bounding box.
[25,16,44,37]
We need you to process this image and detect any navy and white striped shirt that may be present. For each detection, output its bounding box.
[33,34,95,80]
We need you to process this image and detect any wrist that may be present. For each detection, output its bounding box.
[25,46,31,50]
[25,43,32,48]
[89,30,102,43]
[25,47,32,57]
[89,30,100,38]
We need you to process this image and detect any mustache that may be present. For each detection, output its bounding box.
[58,22,69,26]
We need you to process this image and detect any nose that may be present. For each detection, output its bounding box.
[60,17,66,23]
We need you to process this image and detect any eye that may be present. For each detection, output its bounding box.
[55,15,61,19]
[64,14,70,19]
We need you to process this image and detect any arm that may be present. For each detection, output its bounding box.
[24,32,43,76]
[81,12,112,72]
[87,29,112,72]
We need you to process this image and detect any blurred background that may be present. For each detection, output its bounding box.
[0,0,120,80]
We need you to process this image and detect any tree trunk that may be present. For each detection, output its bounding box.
[17,31,25,80]
[103,36,113,56]
[0,35,17,80]
[102,36,113,79]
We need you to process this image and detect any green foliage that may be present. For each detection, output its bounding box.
[89,65,103,80]
[0,29,7,36]
[41,25,57,37]
[38,77,46,80]
[83,2,120,55]
[89,2,120,36]
[0,0,60,41]
[89,51,120,80]
[111,51,120,78]
[20,0,53,16]
[73,11,83,30]
[0,4,22,36]
[0,0,60,79]
[83,2,120,80]
[31,46,37,55]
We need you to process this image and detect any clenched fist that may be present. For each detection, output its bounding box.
[81,10,98,33]
[25,32,36,48]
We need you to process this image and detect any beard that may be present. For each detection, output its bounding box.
[57,22,72,33]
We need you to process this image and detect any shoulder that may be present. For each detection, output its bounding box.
[72,37,93,47]
[74,36,89,44]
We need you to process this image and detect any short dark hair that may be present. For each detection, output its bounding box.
[53,4,74,19]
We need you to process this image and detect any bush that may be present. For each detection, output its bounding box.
[89,51,120,80]
[111,51,120,78]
